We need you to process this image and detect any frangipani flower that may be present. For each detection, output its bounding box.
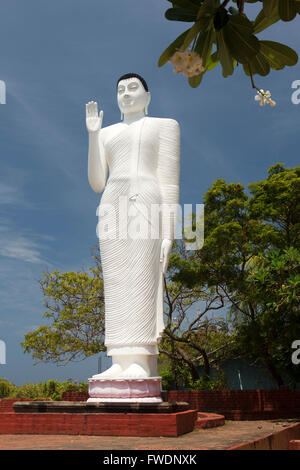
[169,50,205,78]
[255,89,276,107]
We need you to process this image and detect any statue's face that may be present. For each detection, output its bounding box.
[117,78,150,116]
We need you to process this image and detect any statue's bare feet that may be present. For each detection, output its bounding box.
[120,363,149,379]
[92,364,123,379]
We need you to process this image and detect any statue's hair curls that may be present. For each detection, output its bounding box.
[117,73,149,92]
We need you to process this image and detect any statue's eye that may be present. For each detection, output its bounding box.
[128,82,139,90]
[118,86,125,94]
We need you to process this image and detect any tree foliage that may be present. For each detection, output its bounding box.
[21,259,105,364]
[172,163,300,387]
[158,0,299,88]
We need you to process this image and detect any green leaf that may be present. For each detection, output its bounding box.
[158,29,191,67]
[228,6,239,15]
[165,7,198,22]
[278,0,297,21]
[214,8,230,31]
[194,29,214,67]
[169,0,200,11]
[216,29,235,77]
[181,9,214,51]
[263,0,278,17]
[223,22,260,64]
[197,0,219,17]
[188,73,205,87]
[229,13,254,35]
[182,21,205,50]
[253,9,280,34]
[243,53,271,76]
[206,52,220,70]
[260,40,298,69]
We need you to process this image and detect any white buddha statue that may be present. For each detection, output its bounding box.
[86,73,180,383]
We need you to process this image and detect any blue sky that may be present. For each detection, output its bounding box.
[0,0,299,385]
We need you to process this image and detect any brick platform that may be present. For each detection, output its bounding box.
[13,400,189,414]
[0,399,197,437]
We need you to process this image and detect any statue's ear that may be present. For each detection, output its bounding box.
[147,92,151,107]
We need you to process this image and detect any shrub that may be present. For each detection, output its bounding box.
[0,378,16,398]
[4,378,89,400]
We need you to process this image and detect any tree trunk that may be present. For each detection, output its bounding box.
[263,356,284,388]
[176,346,200,383]
[199,348,210,377]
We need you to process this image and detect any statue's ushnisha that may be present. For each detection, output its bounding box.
[86,73,180,402]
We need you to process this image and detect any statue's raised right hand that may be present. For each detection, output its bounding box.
[86,101,103,133]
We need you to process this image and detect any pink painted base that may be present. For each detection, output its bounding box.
[88,376,162,403]
[87,397,162,403]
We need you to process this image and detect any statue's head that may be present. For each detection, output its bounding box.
[117,73,151,117]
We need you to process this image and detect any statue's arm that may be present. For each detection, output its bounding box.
[157,119,181,241]
[88,131,108,194]
[86,101,108,194]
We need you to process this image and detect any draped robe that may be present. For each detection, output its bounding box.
[97,117,180,356]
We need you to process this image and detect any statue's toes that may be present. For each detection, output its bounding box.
[120,364,149,379]
[92,363,123,379]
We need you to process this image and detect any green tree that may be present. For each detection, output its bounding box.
[172,163,300,387]
[21,254,105,364]
[158,0,299,91]
[232,246,300,388]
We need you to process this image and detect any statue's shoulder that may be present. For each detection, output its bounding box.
[147,117,180,132]
[148,117,179,126]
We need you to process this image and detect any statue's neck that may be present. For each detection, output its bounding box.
[123,110,146,125]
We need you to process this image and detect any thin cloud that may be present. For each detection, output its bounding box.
[0,236,43,264]
[0,183,20,205]
[0,181,52,264]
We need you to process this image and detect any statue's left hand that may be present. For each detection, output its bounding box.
[160,239,173,275]
[86,101,103,133]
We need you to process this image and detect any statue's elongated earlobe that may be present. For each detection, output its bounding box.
[121,111,124,120]
[144,105,148,116]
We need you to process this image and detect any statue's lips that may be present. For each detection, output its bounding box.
[121,100,134,106]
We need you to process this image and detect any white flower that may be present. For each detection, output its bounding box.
[255,89,276,107]
[169,50,205,78]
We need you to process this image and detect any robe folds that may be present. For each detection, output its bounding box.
[97,117,180,356]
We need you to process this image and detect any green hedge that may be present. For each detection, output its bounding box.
[0,378,88,400]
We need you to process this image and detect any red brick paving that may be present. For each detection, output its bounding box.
[289,440,300,450]
[0,420,299,450]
